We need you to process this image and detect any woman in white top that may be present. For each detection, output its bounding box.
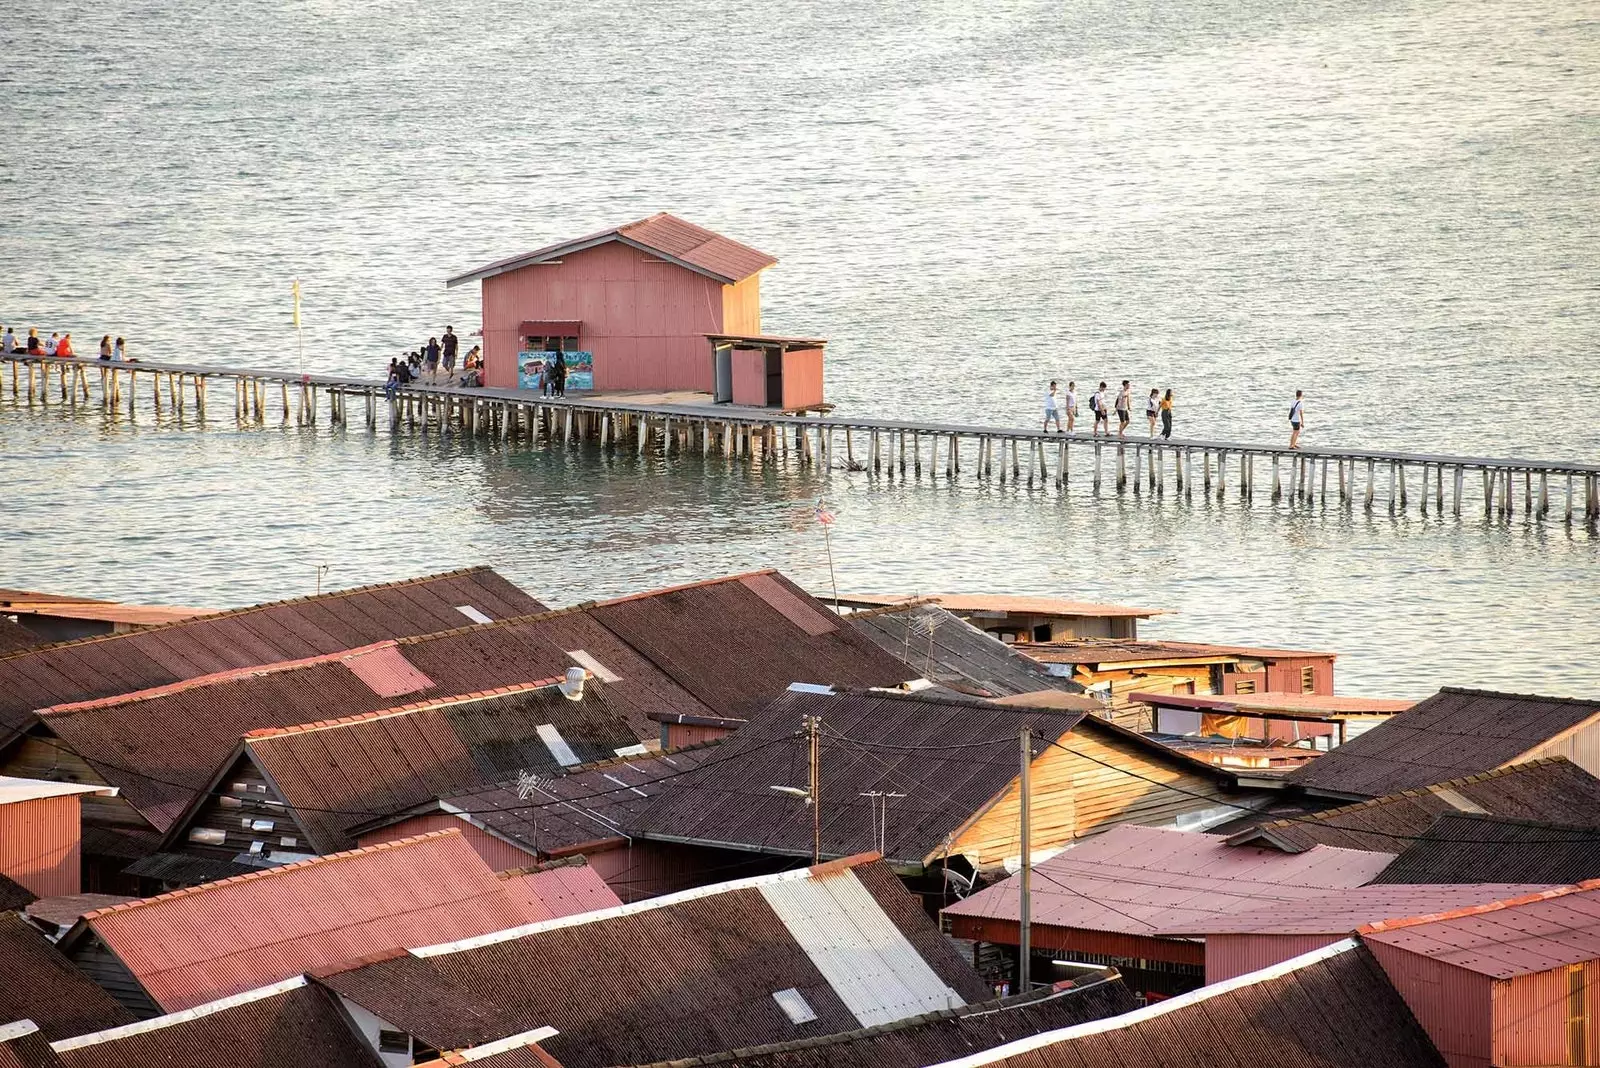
[112,337,126,362]
[1065,381,1078,432]
[1146,389,1160,437]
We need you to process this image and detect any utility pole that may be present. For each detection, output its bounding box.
[1018,725,1032,993]
[808,715,822,864]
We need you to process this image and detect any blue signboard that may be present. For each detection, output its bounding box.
[518,351,594,392]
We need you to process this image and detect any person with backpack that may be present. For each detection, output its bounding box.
[441,326,459,380]
[1090,382,1110,437]
[1289,390,1305,449]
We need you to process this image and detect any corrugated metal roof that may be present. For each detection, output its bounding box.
[315,855,991,1067]
[495,861,623,920]
[1133,690,1415,716]
[1223,757,1600,853]
[71,830,559,1012]
[0,776,115,805]
[944,823,1394,937]
[1361,880,1600,978]
[48,978,381,1068]
[1370,812,1600,885]
[343,644,436,697]
[1158,882,1562,936]
[838,594,1163,618]
[0,872,36,911]
[0,912,134,1042]
[1017,637,1337,665]
[446,212,776,288]
[848,603,1089,699]
[0,616,45,656]
[916,940,1445,1068]
[1288,687,1600,797]
[0,567,546,736]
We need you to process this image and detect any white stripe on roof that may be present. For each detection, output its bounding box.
[0,1020,40,1043]
[919,939,1360,1068]
[759,869,965,1026]
[50,976,308,1052]
[566,649,620,683]
[457,1025,560,1061]
[536,724,580,767]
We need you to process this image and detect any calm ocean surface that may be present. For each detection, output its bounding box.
[1,0,1596,697]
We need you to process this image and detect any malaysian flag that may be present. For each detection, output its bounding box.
[814,500,836,526]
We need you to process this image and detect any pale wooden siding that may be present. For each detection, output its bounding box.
[721,274,762,336]
[1528,719,1600,780]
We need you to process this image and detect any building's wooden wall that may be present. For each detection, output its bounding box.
[0,794,81,897]
[1529,720,1600,780]
[781,348,824,411]
[721,274,762,336]
[1,734,148,834]
[67,933,163,1019]
[175,755,313,862]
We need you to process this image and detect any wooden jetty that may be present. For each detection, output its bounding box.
[4,353,1598,525]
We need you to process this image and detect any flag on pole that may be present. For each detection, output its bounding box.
[291,279,301,328]
[814,500,836,526]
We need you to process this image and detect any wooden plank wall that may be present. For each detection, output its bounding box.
[175,755,314,862]
[67,934,164,1019]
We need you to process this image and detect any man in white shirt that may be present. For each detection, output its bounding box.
[1092,382,1110,437]
[43,333,58,356]
[1064,381,1078,432]
[1043,381,1063,433]
[1289,390,1305,449]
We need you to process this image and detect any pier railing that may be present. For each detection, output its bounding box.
[4,353,1597,524]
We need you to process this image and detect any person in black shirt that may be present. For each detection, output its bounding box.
[441,326,458,378]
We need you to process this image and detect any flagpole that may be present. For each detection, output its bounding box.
[816,498,839,610]
[293,278,304,376]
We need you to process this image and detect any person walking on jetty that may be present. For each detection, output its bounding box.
[551,351,568,397]
[1043,381,1063,433]
[1065,380,1079,432]
[2,327,17,353]
[1289,390,1305,449]
[1145,388,1159,437]
[98,335,112,360]
[424,336,441,382]
[441,326,458,380]
[1091,382,1109,436]
[1115,380,1131,438]
[113,337,126,362]
[1160,388,1174,439]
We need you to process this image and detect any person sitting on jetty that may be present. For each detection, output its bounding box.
[43,332,59,356]
[2,326,17,353]
[457,345,483,387]
[384,359,400,401]
[98,335,112,360]
[56,333,75,357]
[26,329,42,354]
[395,356,414,385]
[113,336,126,361]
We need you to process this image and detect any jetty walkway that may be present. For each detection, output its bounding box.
[5,353,1598,524]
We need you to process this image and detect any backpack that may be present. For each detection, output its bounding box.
[1089,394,1099,415]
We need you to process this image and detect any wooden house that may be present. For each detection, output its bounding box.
[835,594,1163,644]
[1133,690,1413,750]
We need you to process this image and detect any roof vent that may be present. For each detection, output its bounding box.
[559,667,587,701]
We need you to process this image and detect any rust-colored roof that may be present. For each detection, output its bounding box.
[48,978,381,1068]
[1371,813,1600,885]
[1017,637,1336,666]
[496,861,622,919]
[10,602,214,626]
[837,594,1164,618]
[0,872,35,911]
[0,567,546,735]
[1288,686,1600,797]
[943,824,1393,938]
[1360,880,1600,978]
[0,616,44,656]
[911,940,1444,1068]
[315,856,991,1067]
[447,212,777,288]
[1224,757,1600,853]
[23,894,135,932]
[1132,690,1413,717]
[0,1022,63,1068]
[1158,882,1562,937]
[0,912,133,1041]
[67,830,552,1013]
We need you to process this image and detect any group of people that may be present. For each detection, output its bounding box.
[387,325,483,395]
[2,325,128,361]
[1043,380,1178,439]
[1043,381,1308,447]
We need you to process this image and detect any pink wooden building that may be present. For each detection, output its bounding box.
[0,776,116,898]
[446,213,827,410]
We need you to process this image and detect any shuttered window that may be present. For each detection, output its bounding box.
[1301,666,1316,693]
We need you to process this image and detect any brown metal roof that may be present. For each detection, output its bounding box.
[0,617,45,656]
[49,979,382,1068]
[447,212,777,288]
[0,1023,63,1068]
[1287,686,1600,797]
[1017,637,1336,667]
[0,872,35,911]
[0,567,547,736]
[838,594,1164,618]
[847,603,1089,699]
[1132,690,1414,718]
[911,940,1444,1068]
[1224,757,1600,853]
[0,912,134,1041]
[1361,880,1600,978]
[1369,812,1600,885]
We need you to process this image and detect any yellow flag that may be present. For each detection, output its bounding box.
[292,279,301,329]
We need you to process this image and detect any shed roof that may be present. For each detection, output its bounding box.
[1369,812,1600,885]
[613,976,1138,1068]
[1223,756,1600,853]
[0,566,546,735]
[47,978,381,1068]
[847,602,1091,699]
[1158,882,1561,936]
[1133,690,1414,718]
[0,913,134,1042]
[837,594,1163,618]
[446,212,777,288]
[1287,686,1600,797]
[915,940,1444,1068]
[943,823,1394,937]
[0,776,115,805]
[316,855,990,1066]
[63,830,574,1013]
[1361,880,1600,978]
[1016,637,1336,667]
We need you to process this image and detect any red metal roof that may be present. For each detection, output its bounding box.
[68,830,554,1012]
[943,824,1395,937]
[496,862,623,920]
[1017,637,1337,666]
[1360,880,1600,978]
[448,212,777,288]
[1158,882,1563,936]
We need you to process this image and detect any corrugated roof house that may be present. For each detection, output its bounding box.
[1370,812,1600,885]
[0,912,133,1042]
[1222,756,1600,853]
[315,855,991,1068]
[0,616,45,656]
[912,940,1445,1068]
[1287,686,1600,798]
[57,829,616,1016]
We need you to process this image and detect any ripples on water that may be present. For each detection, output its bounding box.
[0,0,1596,696]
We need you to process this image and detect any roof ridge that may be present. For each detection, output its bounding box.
[37,640,401,716]
[1436,685,1600,706]
[394,600,598,644]
[81,829,466,921]
[1260,757,1575,831]
[49,976,309,1052]
[242,677,567,740]
[589,570,778,608]
[0,567,495,663]
[1421,811,1600,833]
[1359,878,1600,934]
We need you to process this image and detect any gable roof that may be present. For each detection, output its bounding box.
[614,976,1139,1068]
[192,678,648,854]
[916,940,1444,1068]
[48,978,381,1068]
[1287,686,1600,797]
[62,830,570,1013]
[1369,812,1600,885]
[1361,880,1600,978]
[0,616,44,656]
[847,602,1092,699]
[1224,757,1600,853]
[0,567,545,735]
[1017,637,1336,667]
[315,855,990,1067]
[446,212,777,288]
[943,823,1394,939]
[0,913,134,1041]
